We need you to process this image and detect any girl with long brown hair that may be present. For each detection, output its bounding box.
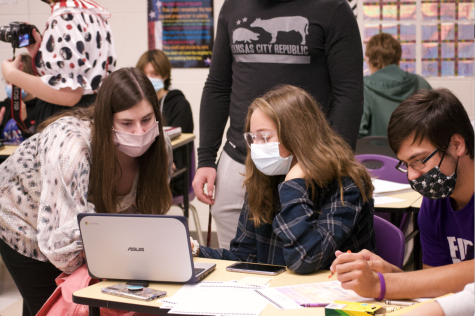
[193,85,375,274]
[0,68,172,315]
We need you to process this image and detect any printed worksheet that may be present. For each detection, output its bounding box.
[256,281,373,310]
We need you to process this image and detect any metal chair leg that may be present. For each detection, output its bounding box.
[189,204,204,246]
[207,205,212,247]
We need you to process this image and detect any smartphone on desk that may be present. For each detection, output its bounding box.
[226,262,286,276]
[101,283,166,301]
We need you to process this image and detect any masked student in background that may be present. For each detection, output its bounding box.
[0,54,37,143]
[1,0,116,128]
[0,68,173,316]
[136,50,193,196]
[190,85,375,274]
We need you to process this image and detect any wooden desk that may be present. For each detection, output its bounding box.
[0,145,18,161]
[374,191,421,210]
[411,196,423,209]
[73,257,386,316]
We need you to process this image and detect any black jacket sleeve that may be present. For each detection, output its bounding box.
[197,3,233,169]
[162,92,194,134]
[324,0,364,151]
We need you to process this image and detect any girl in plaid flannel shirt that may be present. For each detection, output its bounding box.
[193,85,376,274]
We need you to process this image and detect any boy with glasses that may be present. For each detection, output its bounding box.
[329,89,474,315]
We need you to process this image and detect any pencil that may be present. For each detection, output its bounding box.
[328,250,351,278]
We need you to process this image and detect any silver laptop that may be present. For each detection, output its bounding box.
[77,213,215,283]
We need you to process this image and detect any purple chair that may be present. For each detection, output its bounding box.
[172,145,204,245]
[374,215,405,269]
[355,154,411,233]
[355,154,408,184]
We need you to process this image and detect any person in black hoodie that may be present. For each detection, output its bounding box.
[136,50,194,197]
[0,54,37,143]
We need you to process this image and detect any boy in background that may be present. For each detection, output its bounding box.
[359,33,431,138]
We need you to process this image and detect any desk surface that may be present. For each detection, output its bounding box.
[411,196,423,209]
[0,145,18,157]
[171,133,195,150]
[374,191,421,210]
[73,258,388,316]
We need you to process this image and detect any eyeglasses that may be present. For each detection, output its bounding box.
[395,148,439,173]
[243,131,274,148]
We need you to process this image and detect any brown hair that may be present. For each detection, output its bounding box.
[388,88,474,159]
[39,68,172,214]
[20,54,34,76]
[365,33,402,70]
[244,85,373,226]
[136,50,172,90]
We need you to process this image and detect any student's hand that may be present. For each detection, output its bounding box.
[26,28,42,58]
[192,167,216,205]
[172,162,177,171]
[340,249,398,274]
[330,251,381,298]
[0,107,5,124]
[1,55,22,82]
[285,162,305,181]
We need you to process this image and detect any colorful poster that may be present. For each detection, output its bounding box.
[148,0,214,68]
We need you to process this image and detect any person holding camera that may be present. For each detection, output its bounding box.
[0,53,37,143]
[1,0,116,128]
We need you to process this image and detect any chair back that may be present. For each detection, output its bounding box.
[172,144,196,204]
[355,154,408,184]
[357,154,411,231]
[356,136,397,159]
[374,215,405,269]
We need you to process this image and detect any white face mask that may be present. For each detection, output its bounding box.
[250,142,293,175]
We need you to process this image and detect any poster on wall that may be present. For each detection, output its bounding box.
[148,0,214,68]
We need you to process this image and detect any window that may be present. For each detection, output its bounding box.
[359,0,474,77]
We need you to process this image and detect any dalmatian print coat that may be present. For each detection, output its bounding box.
[0,116,173,274]
[35,0,116,94]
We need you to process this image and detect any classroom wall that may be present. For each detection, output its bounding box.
[0,0,472,233]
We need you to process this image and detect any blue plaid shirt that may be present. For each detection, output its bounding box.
[199,177,375,274]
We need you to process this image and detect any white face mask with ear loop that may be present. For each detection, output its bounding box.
[250,142,294,176]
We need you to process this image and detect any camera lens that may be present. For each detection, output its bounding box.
[0,26,12,43]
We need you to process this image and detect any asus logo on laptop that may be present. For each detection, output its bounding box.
[128,247,144,251]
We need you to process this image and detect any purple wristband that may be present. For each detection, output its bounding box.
[376,273,386,301]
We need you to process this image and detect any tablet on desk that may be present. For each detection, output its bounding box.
[226,262,286,276]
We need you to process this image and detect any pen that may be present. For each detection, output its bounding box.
[385,300,416,306]
[328,250,351,278]
[300,303,330,307]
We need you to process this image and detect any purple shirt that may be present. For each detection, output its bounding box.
[419,194,474,267]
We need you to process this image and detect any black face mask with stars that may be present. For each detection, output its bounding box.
[409,153,458,200]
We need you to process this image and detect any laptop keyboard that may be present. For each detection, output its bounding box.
[194,268,205,275]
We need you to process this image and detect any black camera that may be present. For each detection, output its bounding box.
[0,22,38,49]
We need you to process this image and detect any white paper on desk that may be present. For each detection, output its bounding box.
[238,276,272,286]
[256,281,372,310]
[167,282,269,316]
[372,179,412,197]
[374,196,405,205]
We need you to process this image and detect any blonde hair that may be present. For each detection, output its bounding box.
[244,85,373,226]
